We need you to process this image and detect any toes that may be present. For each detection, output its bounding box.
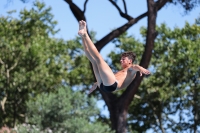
[79,20,86,26]
[81,20,86,25]
[79,21,82,27]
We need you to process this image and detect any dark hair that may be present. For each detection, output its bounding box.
[121,51,136,62]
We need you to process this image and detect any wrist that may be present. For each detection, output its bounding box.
[132,64,139,71]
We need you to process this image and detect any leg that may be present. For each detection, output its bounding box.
[82,37,102,87]
[78,20,116,86]
[78,21,105,62]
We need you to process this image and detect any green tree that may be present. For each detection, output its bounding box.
[16,87,112,133]
[3,0,200,132]
[109,17,200,132]
[152,21,200,133]
[53,1,200,132]
[0,1,93,128]
[6,0,200,132]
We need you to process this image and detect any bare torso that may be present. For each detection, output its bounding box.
[115,66,137,90]
[88,64,150,94]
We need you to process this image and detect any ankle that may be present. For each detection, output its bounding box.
[81,33,87,38]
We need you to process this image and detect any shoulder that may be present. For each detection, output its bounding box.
[127,66,137,75]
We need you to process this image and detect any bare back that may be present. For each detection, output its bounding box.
[115,66,137,90]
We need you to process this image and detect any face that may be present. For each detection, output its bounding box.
[120,56,132,68]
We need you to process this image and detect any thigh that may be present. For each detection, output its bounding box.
[91,63,102,87]
[97,59,116,86]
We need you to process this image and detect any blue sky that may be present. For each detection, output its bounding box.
[1,0,200,132]
[1,0,199,58]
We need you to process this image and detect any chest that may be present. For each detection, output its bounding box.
[115,68,133,77]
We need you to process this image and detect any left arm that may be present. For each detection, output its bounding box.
[88,82,98,94]
[130,65,151,76]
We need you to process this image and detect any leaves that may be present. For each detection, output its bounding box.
[0,1,90,127]
[25,87,113,133]
[107,19,200,132]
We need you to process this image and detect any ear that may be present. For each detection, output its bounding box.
[129,59,132,64]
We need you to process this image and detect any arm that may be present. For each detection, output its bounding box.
[130,64,151,76]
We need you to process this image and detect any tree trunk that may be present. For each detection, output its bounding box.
[107,0,160,132]
[121,0,159,108]
[103,93,128,133]
[193,87,198,133]
[111,108,128,133]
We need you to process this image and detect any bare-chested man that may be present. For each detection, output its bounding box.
[78,20,150,94]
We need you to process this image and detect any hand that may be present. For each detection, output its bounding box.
[88,82,98,94]
[132,65,151,76]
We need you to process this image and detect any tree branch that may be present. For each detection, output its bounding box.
[95,0,169,51]
[156,0,170,10]
[64,0,168,51]
[149,101,166,133]
[99,89,118,110]
[83,0,89,13]
[8,61,18,72]
[193,86,198,133]
[0,96,7,113]
[108,0,133,20]
[64,0,86,21]
[63,0,91,37]
[95,12,146,51]
[122,0,127,14]
[0,58,4,65]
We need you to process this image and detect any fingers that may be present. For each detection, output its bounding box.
[140,69,150,76]
[135,65,151,76]
[83,21,86,25]
[89,88,96,94]
[142,70,150,75]
[145,70,151,75]
[88,84,97,95]
[140,72,142,76]
[89,88,95,94]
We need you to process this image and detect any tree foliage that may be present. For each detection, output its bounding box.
[0,1,100,129]
[109,18,200,132]
[58,1,199,132]
[19,87,112,133]
[2,0,200,132]
[170,0,200,12]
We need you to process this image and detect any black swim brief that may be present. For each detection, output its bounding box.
[100,82,118,93]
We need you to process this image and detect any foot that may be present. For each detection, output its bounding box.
[78,20,87,37]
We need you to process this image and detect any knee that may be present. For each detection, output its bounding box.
[94,57,102,64]
[90,59,96,64]
[85,48,89,53]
